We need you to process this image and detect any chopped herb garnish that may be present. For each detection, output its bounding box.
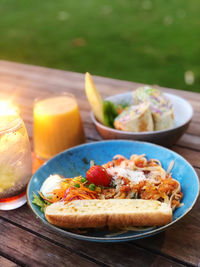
[81,177,87,183]
[88,183,96,191]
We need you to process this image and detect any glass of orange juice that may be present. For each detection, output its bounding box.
[33,93,85,161]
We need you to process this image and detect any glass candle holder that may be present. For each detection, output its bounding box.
[33,92,85,161]
[0,102,32,210]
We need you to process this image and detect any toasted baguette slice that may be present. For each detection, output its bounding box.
[45,199,172,229]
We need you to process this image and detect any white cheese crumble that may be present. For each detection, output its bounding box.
[106,167,146,184]
[40,174,64,197]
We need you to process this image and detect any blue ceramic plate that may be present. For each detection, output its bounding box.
[27,140,199,242]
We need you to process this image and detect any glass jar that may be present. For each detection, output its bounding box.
[0,113,32,210]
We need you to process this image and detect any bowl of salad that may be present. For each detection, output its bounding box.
[85,73,193,147]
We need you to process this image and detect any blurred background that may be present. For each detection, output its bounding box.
[1,0,200,92]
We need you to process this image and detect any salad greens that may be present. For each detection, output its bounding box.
[32,192,50,212]
[103,101,118,128]
[103,100,129,128]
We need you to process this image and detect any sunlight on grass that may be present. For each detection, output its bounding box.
[0,0,199,92]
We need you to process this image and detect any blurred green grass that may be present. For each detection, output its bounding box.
[0,0,200,92]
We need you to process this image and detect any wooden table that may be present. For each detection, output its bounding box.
[0,60,199,267]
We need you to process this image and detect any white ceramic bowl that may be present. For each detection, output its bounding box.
[91,92,193,147]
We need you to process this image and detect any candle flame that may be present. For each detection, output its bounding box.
[0,100,19,117]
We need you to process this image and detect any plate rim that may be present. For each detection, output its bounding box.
[27,140,199,242]
[91,91,193,135]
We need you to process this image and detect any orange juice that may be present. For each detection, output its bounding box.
[33,94,85,159]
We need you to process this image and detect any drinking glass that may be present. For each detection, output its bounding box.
[33,92,85,161]
[0,110,32,210]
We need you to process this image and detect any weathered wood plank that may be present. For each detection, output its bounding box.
[177,133,200,151]
[0,210,185,267]
[0,60,200,107]
[186,121,200,136]
[0,256,17,267]
[0,218,100,267]
[0,59,200,101]
[172,146,200,168]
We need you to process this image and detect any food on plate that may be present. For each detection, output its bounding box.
[40,175,64,198]
[45,199,172,229]
[133,86,174,131]
[86,165,111,187]
[152,104,174,131]
[133,86,162,103]
[85,73,175,132]
[32,154,183,230]
[114,102,153,132]
[102,101,118,128]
